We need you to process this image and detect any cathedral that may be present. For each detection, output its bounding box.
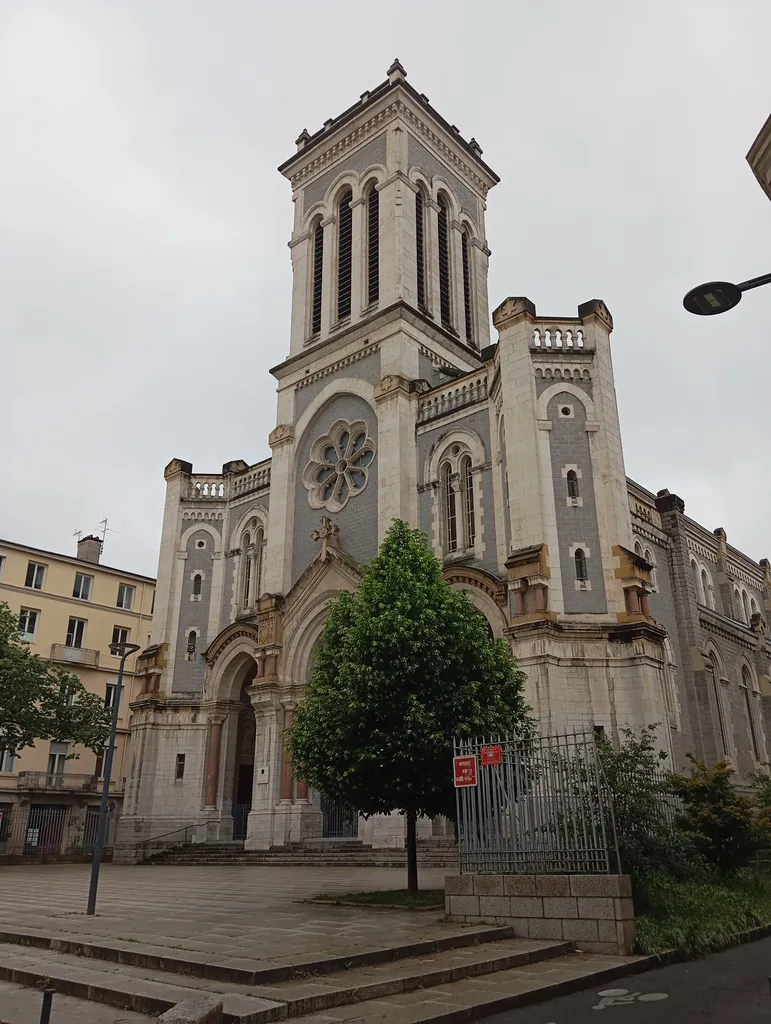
[119,61,771,853]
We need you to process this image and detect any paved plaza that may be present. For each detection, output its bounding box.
[0,863,454,965]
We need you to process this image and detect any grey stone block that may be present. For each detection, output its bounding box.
[478,896,511,917]
[508,917,531,938]
[159,996,223,1024]
[527,917,564,940]
[562,918,600,943]
[542,897,578,919]
[535,875,570,897]
[568,874,628,898]
[473,874,505,896]
[503,875,537,896]
[614,897,635,920]
[448,894,480,916]
[444,874,473,895]
[597,919,619,944]
[577,897,616,920]
[509,896,543,918]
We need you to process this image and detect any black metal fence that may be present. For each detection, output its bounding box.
[0,803,119,858]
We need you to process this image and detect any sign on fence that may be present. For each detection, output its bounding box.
[480,744,502,766]
[453,756,478,788]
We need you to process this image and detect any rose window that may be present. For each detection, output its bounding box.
[302,419,376,513]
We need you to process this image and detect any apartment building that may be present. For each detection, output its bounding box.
[0,535,154,856]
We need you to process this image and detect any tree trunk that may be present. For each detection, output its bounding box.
[406,809,418,892]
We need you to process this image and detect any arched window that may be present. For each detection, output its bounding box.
[337,188,353,321]
[691,560,702,603]
[437,194,452,329]
[574,548,588,581]
[634,541,643,556]
[742,591,751,625]
[462,455,475,548]
[366,183,379,305]
[710,653,729,756]
[415,188,426,309]
[311,220,323,336]
[253,527,264,602]
[751,598,759,618]
[242,532,252,608]
[443,462,458,553]
[187,630,197,658]
[567,471,580,501]
[461,229,473,345]
[644,548,658,593]
[742,666,761,760]
[734,588,743,621]
[701,570,710,607]
[192,574,202,597]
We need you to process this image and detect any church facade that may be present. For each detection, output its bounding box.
[119,62,771,851]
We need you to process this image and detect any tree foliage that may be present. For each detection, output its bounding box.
[289,520,531,886]
[0,601,111,758]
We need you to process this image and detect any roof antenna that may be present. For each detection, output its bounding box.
[97,518,117,555]
[73,529,83,543]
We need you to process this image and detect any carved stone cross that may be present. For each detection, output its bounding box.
[311,516,340,560]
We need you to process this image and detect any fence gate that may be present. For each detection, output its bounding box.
[321,797,358,838]
[454,731,620,875]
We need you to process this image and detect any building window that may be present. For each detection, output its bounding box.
[111,625,129,650]
[742,591,751,625]
[710,655,729,756]
[242,531,252,608]
[691,561,703,604]
[192,573,202,599]
[366,183,379,305]
[0,554,5,581]
[567,470,580,501]
[18,608,39,641]
[415,188,426,309]
[94,748,107,779]
[337,188,353,321]
[66,617,86,649]
[151,590,156,614]
[437,194,452,329]
[443,463,458,553]
[461,230,473,345]
[73,573,93,601]
[0,749,16,773]
[187,630,197,659]
[254,528,264,601]
[104,682,117,710]
[742,667,761,760]
[311,220,323,336]
[117,583,135,610]
[462,455,475,548]
[47,742,69,777]
[175,753,186,781]
[24,562,46,590]
[574,548,588,581]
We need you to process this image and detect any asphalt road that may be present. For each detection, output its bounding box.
[484,936,771,1024]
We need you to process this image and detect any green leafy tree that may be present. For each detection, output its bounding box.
[673,755,759,876]
[0,602,111,761]
[289,519,532,890]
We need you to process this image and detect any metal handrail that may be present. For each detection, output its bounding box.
[139,820,219,859]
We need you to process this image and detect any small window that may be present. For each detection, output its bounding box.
[196,539,206,549]
[337,188,353,321]
[0,749,16,773]
[415,188,426,309]
[567,470,580,500]
[66,617,86,649]
[366,183,379,305]
[94,748,106,779]
[73,573,93,601]
[25,562,46,590]
[462,455,475,548]
[104,682,118,710]
[111,625,129,651]
[574,548,588,581]
[311,220,324,335]
[192,574,202,598]
[150,590,156,615]
[47,742,69,777]
[742,667,761,760]
[742,591,751,625]
[18,608,39,641]
[175,753,186,781]
[117,583,135,610]
[437,194,452,329]
[443,463,458,553]
[0,554,5,581]
[461,230,473,345]
[187,631,197,658]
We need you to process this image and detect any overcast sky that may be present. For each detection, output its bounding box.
[1,1,770,579]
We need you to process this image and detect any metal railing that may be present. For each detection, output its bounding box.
[0,804,118,858]
[50,643,100,667]
[455,730,619,875]
[17,771,106,793]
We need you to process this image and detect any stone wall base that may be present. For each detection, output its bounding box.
[445,873,635,956]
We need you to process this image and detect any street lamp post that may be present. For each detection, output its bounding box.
[683,271,771,315]
[86,640,140,916]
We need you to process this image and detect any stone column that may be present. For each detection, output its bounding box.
[203,716,225,808]
[279,702,295,803]
[296,780,309,802]
[245,689,283,850]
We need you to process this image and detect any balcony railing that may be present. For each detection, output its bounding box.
[17,771,124,793]
[50,644,100,668]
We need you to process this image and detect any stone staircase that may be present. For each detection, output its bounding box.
[142,837,460,868]
[0,923,650,1023]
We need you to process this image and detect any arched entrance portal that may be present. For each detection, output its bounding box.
[232,669,257,839]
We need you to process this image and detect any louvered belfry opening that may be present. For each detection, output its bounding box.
[311,221,323,336]
[415,188,426,309]
[462,230,473,346]
[367,185,379,305]
[437,195,452,328]
[337,188,353,320]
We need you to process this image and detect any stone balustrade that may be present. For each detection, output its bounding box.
[417,373,488,425]
[531,325,585,350]
[231,462,271,498]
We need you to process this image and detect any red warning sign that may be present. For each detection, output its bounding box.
[480,744,503,766]
[453,756,478,788]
